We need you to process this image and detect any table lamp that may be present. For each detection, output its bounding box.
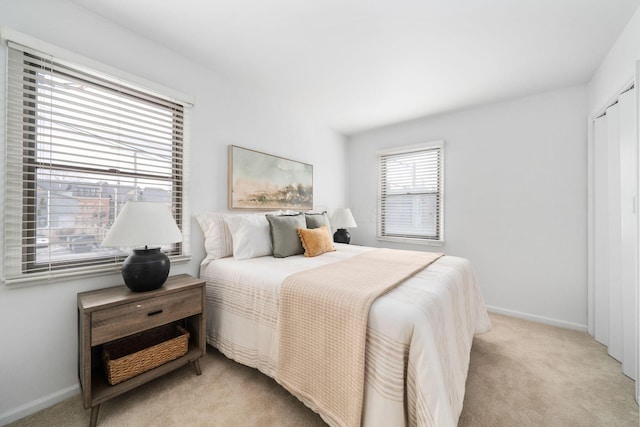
[102,201,182,292]
[331,208,357,244]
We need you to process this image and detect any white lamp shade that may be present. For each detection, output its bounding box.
[102,201,182,247]
[331,208,357,229]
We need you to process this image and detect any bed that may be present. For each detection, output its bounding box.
[196,211,491,427]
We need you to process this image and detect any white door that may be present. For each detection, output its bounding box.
[592,87,638,383]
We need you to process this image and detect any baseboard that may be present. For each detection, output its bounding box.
[0,384,79,426]
[486,305,588,333]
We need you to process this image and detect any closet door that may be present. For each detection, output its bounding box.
[607,103,623,362]
[592,87,637,382]
[593,115,609,346]
[618,89,638,380]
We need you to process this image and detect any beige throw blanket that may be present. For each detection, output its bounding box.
[277,248,443,427]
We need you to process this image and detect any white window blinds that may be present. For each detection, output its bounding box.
[4,42,188,284]
[377,142,443,243]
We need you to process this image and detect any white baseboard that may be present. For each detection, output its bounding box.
[0,384,79,426]
[486,305,588,333]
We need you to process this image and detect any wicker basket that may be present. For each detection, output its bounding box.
[102,324,190,385]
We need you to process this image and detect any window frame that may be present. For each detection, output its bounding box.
[2,35,192,285]
[376,140,445,246]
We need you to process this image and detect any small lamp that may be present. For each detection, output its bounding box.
[102,201,182,292]
[331,208,357,244]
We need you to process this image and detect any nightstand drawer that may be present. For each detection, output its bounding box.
[91,288,202,345]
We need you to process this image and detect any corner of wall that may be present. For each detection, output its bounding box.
[588,5,640,117]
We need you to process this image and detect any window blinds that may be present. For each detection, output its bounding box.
[4,42,187,283]
[377,143,443,242]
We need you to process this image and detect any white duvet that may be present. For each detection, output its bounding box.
[200,244,491,427]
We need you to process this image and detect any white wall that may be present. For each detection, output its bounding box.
[0,0,346,423]
[347,85,588,330]
[588,6,640,117]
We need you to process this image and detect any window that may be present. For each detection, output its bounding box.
[4,41,189,284]
[377,141,444,245]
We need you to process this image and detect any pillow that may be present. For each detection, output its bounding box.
[194,212,233,261]
[266,214,306,258]
[305,211,331,233]
[297,226,335,257]
[224,214,273,260]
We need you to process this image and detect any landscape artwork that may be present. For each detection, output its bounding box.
[229,145,313,210]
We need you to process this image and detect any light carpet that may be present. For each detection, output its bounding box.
[8,313,639,426]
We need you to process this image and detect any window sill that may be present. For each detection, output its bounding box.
[376,236,445,247]
[3,254,192,286]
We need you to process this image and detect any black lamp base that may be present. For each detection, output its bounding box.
[122,247,170,292]
[333,228,351,244]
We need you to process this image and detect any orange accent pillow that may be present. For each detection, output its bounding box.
[297,226,336,257]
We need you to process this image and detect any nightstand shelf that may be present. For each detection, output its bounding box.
[89,346,202,406]
[77,274,206,427]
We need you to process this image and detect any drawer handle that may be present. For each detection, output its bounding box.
[147,309,163,317]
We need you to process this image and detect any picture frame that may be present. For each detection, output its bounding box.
[228,145,313,210]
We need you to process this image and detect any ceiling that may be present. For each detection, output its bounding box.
[71,0,640,134]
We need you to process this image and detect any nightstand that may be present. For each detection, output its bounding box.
[77,274,206,426]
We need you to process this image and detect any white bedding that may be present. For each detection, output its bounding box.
[200,244,491,427]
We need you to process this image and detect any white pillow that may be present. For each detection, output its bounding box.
[224,214,273,260]
[195,212,233,261]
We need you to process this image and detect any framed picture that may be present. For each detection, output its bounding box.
[228,145,313,210]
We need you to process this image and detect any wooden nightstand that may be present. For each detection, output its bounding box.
[77,274,206,426]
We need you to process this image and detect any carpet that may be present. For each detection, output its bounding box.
[8,313,639,426]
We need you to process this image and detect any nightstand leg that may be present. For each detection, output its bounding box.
[90,404,100,427]
[192,359,202,375]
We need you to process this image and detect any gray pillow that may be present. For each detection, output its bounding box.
[266,214,306,258]
[305,211,331,233]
